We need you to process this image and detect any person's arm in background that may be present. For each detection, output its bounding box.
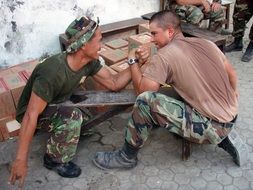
[9,92,47,190]
[211,0,221,12]
[175,0,211,12]
[224,58,238,98]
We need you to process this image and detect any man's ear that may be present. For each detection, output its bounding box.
[80,43,86,51]
[167,25,175,38]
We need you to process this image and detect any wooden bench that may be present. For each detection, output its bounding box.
[49,89,191,161]
[49,89,137,134]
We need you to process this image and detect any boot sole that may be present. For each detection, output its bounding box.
[241,56,252,62]
[227,129,249,166]
[92,158,137,170]
[43,163,81,178]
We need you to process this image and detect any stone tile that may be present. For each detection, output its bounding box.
[206,181,223,190]
[129,174,147,184]
[227,167,243,178]
[161,181,178,190]
[174,174,190,185]
[171,163,186,173]
[178,185,195,190]
[146,176,162,189]
[158,169,174,181]
[190,177,207,190]
[243,170,253,182]
[201,169,217,181]
[217,173,233,185]
[142,166,159,176]
[224,185,240,190]
[233,177,250,190]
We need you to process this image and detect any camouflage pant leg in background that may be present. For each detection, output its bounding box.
[171,4,224,32]
[38,106,87,163]
[232,0,253,40]
[125,91,233,148]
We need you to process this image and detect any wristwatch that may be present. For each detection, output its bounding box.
[127,58,138,65]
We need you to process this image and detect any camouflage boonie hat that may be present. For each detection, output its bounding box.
[65,16,99,53]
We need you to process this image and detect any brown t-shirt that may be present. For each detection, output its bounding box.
[143,34,238,122]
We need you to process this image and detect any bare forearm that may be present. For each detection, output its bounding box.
[111,68,132,91]
[129,64,143,94]
[16,113,38,161]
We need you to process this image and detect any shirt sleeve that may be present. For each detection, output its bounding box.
[89,59,103,76]
[32,77,55,103]
[143,53,173,85]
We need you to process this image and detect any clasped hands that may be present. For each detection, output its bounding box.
[128,45,151,66]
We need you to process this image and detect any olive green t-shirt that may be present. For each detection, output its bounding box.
[16,52,102,122]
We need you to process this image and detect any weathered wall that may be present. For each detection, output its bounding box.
[0,0,159,68]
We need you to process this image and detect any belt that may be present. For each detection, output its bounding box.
[209,115,237,128]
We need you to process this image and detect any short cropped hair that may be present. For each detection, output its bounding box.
[150,10,181,31]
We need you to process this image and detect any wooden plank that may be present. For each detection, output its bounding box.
[182,138,191,161]
[49,89,136,108]
[81,105,131,134]
[100,18,147,37]
[181,22,226,47]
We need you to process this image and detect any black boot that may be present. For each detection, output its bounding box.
[241,41,253,62]
[93,141,138,170]
[43,154,81,178]
[225,37,243,52]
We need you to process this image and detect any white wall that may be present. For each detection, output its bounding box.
[0,0,159,68]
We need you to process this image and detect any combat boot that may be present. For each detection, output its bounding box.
[217,128,248,166]
[241,41,253,62]
[225,37,243,52]
[93,142,138,170]
[43,154,81,178]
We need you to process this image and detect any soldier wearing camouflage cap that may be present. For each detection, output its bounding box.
[225,0,253,62]
[9,16,133,188]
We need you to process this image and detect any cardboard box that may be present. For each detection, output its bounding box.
[0,80,16,118]
[11,60,39,81]
[1,73,26,108]
[128,32,157,59]
[105,39,128,49]
[98,44,112,55]
[0,68,14,77]
[110,60,129,72]
[6,119,21,137]
[139,23,150,33]
[0,116,14,141]
[99,49,127,65]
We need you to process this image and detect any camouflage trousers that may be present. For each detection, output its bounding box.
[232,0,253,40]
[171,4,224,32]
[38,106,91,163]
[125,91,235,148]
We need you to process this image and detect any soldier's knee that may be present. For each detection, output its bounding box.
[136,91,155,103]
[57,107,83,124]
[187,8,204,24]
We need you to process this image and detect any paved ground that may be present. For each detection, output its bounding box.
[1,11,253,190]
